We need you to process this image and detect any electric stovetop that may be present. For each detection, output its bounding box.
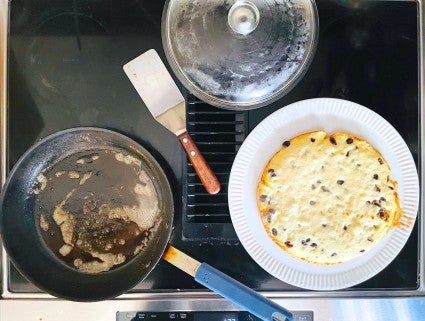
[5,0,421,296]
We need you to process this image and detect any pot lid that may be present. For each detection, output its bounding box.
[162,0,319,110]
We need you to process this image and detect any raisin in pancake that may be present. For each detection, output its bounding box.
[257,131,402,265]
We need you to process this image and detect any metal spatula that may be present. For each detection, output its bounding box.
[123,49,221,195]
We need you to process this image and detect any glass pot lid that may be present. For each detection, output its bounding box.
[162,0,319,110]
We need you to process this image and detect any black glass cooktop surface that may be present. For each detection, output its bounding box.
[7,0,420,293]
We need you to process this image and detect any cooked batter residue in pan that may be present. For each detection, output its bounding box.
[36,149,162,274]
[79,171,92,185]
[33,173,48,194]
[39,214,49,231]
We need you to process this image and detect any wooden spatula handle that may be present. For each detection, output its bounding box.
[178,131,221,195]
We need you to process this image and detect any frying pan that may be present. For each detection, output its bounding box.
[0,127,293,321]
[0,127,174,301]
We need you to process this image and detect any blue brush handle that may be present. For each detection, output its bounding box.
[195,263,293,321]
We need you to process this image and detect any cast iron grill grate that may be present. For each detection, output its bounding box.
[183,95,247,241]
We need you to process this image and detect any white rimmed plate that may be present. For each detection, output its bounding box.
[228,98,419,290]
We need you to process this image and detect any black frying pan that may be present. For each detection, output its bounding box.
[0,127,174,301]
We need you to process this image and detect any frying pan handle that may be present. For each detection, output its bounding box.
[178,131,221,195]
[195,263,294,321]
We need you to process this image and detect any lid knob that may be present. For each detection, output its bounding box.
[227,0,260,36]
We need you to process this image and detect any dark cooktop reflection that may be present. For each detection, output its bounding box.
[27,13,108,101]
[7,0,420,293]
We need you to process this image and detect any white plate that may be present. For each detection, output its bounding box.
[228,98,419,290]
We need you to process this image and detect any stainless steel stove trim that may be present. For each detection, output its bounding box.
[0,0,424,306]
[0,0,8,296]
[0,297,424,321]
[0,0,7,189]
[420,0,425,295]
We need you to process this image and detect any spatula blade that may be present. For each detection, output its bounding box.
[123,49,186,135]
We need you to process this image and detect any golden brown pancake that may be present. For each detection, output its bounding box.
[257,131,402,265]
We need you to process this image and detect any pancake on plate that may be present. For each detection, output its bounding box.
[257,130,402,265]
